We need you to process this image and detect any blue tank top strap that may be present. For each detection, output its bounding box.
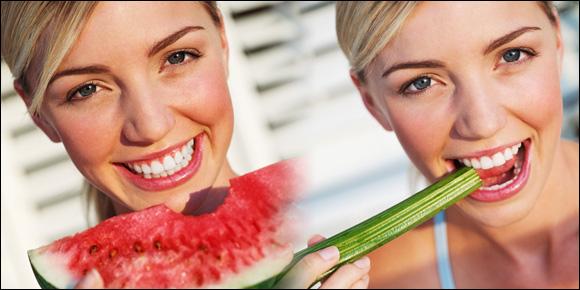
[434,211,456,289]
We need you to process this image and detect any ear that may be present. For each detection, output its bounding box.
[350,70,393,131]
[13,79,62,143]
[216,10,229,78]
[551,6,564,77]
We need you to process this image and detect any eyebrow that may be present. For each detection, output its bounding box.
[483,26,541,55]
[147,25,204,58]
[49,65,111,86]
[48,26,205,85]
[381,26,541,79]
[382,60,445,78]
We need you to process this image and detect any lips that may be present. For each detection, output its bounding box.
[114,133,205,191]
[449,138,532,202]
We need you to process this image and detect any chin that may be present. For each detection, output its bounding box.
[455,191,539,228]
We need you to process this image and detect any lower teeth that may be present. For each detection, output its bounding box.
[481,146,525,191]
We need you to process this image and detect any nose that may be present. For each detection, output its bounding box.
[121,83,175,145]
[452,81,507,140]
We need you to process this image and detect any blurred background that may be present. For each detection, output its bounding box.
[1,2,578,288]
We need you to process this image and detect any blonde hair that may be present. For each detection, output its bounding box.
[2,1,221,223]
[336,2,418,82]
[336,1,557,82]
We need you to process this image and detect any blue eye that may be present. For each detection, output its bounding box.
[410,77,431,91]
[164,50,200,67]
[502,49,521,62]
[168,51,187,64]
[401,76,434,95]
[67,82,99,102]
[78,84,97,97]
[498,48,537,66]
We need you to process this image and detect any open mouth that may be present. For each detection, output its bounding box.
[122,139,195,179]
[114,133,204,191]
[449,138,532,202]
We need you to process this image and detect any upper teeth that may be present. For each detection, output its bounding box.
[458,143,521,170]
[125,139,195,179]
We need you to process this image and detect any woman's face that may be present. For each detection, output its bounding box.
[31,2,234,213]
[357,2,563,227]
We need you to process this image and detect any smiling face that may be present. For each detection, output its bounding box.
[354,2,564,227]
[26,2,235,214]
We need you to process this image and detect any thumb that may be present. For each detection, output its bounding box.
[75,269,104,289]
[277,246,340,288]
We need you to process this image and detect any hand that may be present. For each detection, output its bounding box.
[75,269,104,288]
[278,234,371,289]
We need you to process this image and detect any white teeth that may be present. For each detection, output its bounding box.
[480,156,494,169]
[174,151,184,164]
[457,142,523,170]
[142,164,152,175]
[503,148,513,161]
[471,158,481,169]
[492,152,506,166]
[124,138,196,179]
[511,143,520,155]
[162,156,176,171]
[151,161,164,175]
[181,147,188,160]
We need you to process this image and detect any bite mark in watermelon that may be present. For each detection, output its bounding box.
[28,159,305,288]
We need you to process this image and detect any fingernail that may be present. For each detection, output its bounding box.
[354,256,370,269]
[318,246,340,261]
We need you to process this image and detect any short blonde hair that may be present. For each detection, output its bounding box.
[2,1,221,223]
[336,1,557,82]
[1,1,99,115]
[336,2,417,81]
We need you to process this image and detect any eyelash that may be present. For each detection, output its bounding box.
[66,81,100,102]
[65,49,203,102]
[160,48,202,71]
[398,47,538,97]
[398,74,438,97]
[496,47,538,67]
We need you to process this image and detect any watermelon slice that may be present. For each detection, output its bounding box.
[28,159,305,289]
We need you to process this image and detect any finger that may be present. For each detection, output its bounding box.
[278,246,340,288]
[319,256,371,289]
[349,275,370,289]
[307,234,326,247]
[75,269,104,289]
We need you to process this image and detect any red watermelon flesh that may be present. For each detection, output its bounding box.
[28,159,305,288]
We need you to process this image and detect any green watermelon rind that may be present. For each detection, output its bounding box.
[28,247,291,289]
[28,251,56,289]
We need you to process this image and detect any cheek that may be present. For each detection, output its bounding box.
[173,57,234,147]
[385,100,453,177]
[514,61,562,133]
[53,114,118,174]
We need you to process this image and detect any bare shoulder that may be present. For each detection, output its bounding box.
[368,221,439,288]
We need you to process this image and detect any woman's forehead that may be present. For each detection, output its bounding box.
[61,2,212,66]
[375,2,551,67]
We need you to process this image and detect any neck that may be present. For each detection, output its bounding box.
[448,140,578,265]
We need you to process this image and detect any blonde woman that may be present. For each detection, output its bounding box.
[1,2,370,288]
[336,1,578,288]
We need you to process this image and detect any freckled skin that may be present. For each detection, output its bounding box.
[23,2,236,214]
[351,2,578,288]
